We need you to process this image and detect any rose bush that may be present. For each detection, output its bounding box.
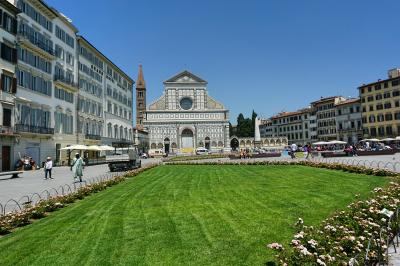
[268,182,400,265]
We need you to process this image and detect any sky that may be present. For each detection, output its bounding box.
[46,0,400,123]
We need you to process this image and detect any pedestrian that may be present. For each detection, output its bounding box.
[305,144,311,159]
[44,157,53,180]
[71,153,84,182]
[290,143,297,159]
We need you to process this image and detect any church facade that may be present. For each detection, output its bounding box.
[144,70,230,153]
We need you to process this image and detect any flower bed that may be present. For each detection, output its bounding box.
[163,153,229,162]
[268,183,400,265]
[0,164,158,235]
[166,160,399,177]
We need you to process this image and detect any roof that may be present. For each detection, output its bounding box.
[270,107,311,119]
[50,8,79,33]
[334,98,360,106]
[30,0,58,19]
[136,64,146,89]
[164,70,207,84]
[310,96,340,105]
[358,76,395,89]
[1,0,21,14]
[77,35,134,84]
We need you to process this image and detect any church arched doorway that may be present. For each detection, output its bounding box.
[230,138,239,151]
[164,138,170,154]
[205,137,210,150]
[181,129,194,148]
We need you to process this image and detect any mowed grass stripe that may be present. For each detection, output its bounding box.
[0,165,389,265]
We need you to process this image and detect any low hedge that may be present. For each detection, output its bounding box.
[0,164,159,235]
[166,160,399,178]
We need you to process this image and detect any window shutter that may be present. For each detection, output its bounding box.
[0,10,3,27]
[12,18,17,34]
[12,77,17,93]
[0,74,3,91]
[12,47,17,63]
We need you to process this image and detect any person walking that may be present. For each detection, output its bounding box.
[71,153,84,182]
[44,157,53,180]
[290,143,298,159]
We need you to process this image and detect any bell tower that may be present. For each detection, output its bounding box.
[136,64,146,130]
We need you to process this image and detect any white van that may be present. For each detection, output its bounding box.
[195,147,209,155]
[148,149,165,158]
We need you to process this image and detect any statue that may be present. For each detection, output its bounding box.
[254,117,261,142]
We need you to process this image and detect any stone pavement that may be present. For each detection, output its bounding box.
[0,158,160,208]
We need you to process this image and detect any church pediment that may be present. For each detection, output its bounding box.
[164,70,207,84]
[149,95,166,110]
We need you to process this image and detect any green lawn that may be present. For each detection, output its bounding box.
[0,165,389,265]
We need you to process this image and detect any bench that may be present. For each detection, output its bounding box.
[0,171,23,179]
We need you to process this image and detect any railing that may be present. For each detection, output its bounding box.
[15,124,54,135]
[0,126,13,134]
[85,133,101,140]
[54,75,77,88]
[18,30,54,56]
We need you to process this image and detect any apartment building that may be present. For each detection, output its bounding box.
[76,36,134,155]
[359,68,400,138]
[103,47,134,145]
[270,108,312,145]
[0,1,19,171]
[335,98,362,144]
[1,0,135,167]
[259,119,273,138]
[311,96,346,141]
[13,0,58,165]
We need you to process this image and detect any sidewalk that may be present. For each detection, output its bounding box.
[0,158,160,206]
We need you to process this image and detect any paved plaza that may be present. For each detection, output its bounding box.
[0,158,160,206]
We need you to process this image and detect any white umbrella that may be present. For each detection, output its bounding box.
[99,145,115,151]
[60,144,88,150]
[381,138,395,142]
[396,136,400,140]
[328,140,347,144]
[87,145,102,151]
[361,138,380,142]
[312,141,330,145]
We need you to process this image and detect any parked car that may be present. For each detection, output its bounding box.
[140,153,148,159]
[148,149,166,158]
[196,147,209,155]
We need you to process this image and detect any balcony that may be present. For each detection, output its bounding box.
[0,126,15,135]
[0,91,15,103]
[54,75,78,91]
[17,31,55,60]
[15,124,54,135]
[85,134,101,140]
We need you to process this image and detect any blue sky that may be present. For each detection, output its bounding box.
[46,0,400,123]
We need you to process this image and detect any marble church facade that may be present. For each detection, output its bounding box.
[144,71,230,154]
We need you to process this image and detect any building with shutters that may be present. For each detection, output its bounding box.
[0,0,19,171]
[144,70,230,154]
[359,68,400,138]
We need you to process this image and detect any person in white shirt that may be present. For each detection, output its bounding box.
[290,143,298,159]
[44,157,53,180]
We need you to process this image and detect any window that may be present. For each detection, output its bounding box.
[384,92,391,98]
[376,104,383,110]
[369,115,375,123]
[385,113,393,121]
[18,47,51,73]
[377,114,384,122]
[384,82,388,88]
[369,105,374,111]
[393,90,400,97]
[378,127,385,136]
[1,74,15,93]
[384,102,392,109]
[66,52,74,66]
[367,96,373,102]
[1,43,17,63]
[386,126,393,136]
[17,0,53,32]
[1,10,17,34]
[395,112,400,120]
[16,70,51,96]
[375,94,382,100]
[55,45,64,60]
[375,84,381,91]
